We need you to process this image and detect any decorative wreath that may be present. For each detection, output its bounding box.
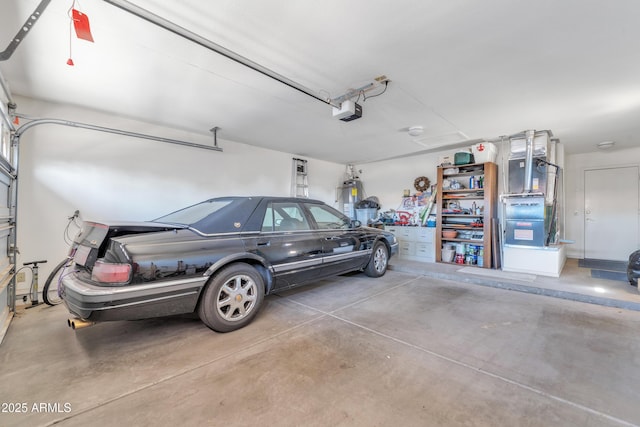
[413,176,430,192]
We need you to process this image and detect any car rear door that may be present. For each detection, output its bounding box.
[304,202,370,275]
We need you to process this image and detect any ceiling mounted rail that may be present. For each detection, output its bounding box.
[0,0,52,61]
[13,116,223,152]
[102,0,338,108]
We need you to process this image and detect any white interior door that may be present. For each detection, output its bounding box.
[584,166,639,260]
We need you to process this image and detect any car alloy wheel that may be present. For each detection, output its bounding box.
[217,274,258,321]
[364,241,388,277]
[198,263,265,332]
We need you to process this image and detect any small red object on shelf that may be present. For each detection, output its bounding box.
[395,211,412,225]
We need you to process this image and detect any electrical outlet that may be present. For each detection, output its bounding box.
[16,272,25,282]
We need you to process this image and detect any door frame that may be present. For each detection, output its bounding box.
[583,165,639,260]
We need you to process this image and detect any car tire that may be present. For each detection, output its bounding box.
[364,241,389,278]
[198,263,265,333]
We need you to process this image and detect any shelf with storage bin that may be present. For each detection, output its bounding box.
[435,162,497,268]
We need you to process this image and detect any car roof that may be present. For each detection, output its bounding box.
[156,196,329,235]
[248,196,324,204]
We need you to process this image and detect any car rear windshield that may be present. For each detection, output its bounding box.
[152,197,259,234]
[155,200,232,224]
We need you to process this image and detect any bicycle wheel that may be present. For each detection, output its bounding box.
[42,259,70,306]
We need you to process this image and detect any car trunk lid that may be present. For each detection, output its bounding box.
[72,221,186,270]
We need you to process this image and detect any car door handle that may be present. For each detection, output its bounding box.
[325,236,340,240]
[257,241,271,246]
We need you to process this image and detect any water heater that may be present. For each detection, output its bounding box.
[339,179,364,219]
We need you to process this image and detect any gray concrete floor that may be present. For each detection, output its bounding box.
[391,257,640,310]
[1,260,639,427]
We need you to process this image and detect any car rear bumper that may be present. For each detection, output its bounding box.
[61,273,208,321]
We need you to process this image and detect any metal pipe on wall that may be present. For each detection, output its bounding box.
[13,116,223,152]
[523,129,535,193]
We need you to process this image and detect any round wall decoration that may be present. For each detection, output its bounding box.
[413,176,430,192]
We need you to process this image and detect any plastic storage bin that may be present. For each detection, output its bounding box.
[356,208,377,224]
[472,142,497,163]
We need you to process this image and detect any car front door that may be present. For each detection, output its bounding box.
[255,201,325,290]
[304,203,370,275]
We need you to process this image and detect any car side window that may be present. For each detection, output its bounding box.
[307,204,350,230]
[262,202,311,232]
[262,206,275,232]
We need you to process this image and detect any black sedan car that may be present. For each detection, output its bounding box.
[61,196,398,332]
[628,249,640,288]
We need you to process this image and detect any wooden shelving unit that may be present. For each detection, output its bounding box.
[435,162,497,268]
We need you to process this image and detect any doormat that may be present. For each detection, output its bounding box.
[590,269,628,282]
[578,258,627,272]
[457,267,537,283]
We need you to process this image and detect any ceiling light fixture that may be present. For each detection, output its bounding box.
[597,141,615,149]
[408,126,424,137]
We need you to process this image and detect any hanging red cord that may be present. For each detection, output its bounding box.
[67,3,74,66]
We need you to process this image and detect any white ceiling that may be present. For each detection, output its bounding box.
[2,0,640,164]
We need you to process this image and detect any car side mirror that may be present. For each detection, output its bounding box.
[350,220,362,228]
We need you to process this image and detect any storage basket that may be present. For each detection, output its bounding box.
[454,151,475,165]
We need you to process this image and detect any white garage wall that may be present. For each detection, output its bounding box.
[360,142,638,261]
[15,90,636,296]
[564,146,640,259]
[354,152,441,212]
[354,142,512,214]
[13,96,345,296]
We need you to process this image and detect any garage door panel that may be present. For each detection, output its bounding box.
[0,102,16,344]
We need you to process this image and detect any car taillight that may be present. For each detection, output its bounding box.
[91,260,131,284]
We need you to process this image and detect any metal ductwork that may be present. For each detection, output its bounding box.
[503,130,555,248]
[523,130,535,193]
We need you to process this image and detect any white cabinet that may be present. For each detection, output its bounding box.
[385,226,435,262]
